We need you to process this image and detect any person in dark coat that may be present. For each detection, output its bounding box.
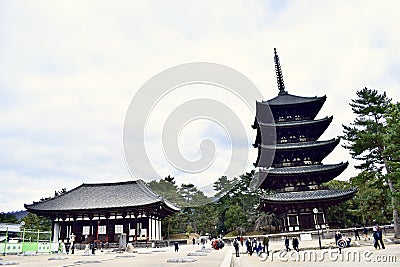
[377,226,385,249]
[91,241,97,254]
[252,238,257,255]
[174,241,179,252]
[334,231,342,245]
[292,237,299,252]
[354,228,360,240]
[373,227,380,249]
[363,226,369,240]
[233,238,240,257]
[263,235,269,255]
[284,236,291,252]
[100,241,104,252]
[246,238,253,256]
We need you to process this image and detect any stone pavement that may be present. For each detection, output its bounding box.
[1,238,399,267]
[0,243,231,267]
[230,237,400,267]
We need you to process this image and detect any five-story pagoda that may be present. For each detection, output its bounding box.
[253,49,357,232]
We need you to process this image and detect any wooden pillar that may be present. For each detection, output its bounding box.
[60,215,67,241]
[149,216,152,241]
[105,213,110,243]
[52,218,60,242]
[88,214,94,241]
[145,212,149,241]
[134,213,138,243]
[71,215,77,238]
[127,212,132,243]
[156,217,161,240]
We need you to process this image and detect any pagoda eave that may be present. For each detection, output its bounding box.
[257,162,349,190]
[255,139,340,168]
[258,116,332,128]
[259,188,357,212]
[262,138,340,151]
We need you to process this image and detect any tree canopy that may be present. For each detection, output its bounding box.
[342,87,400,238]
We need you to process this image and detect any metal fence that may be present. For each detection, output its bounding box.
[1,227,58,255]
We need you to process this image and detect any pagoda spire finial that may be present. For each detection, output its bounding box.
[274,48,287,95]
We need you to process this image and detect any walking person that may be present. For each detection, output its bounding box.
[90,241,96,254]
[284,236,291,252]
[233,238,240,257]
[70,233,75,255]
[263,235,269,255]
[292,237,299,252]
[246,238,253,256]
[192,238,195,245]
[363,226,369,240]
[335,231,343,254]
[373,227,380,249]
[354,227,361,240]
[334,231,342,244]
[377,226,385,249]
[252,238,257,255]
[174,241,179,252]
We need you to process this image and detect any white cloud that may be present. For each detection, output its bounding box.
[1,0,400,211]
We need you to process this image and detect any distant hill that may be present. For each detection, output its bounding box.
[13,210,28,220]
[2,210,28,221]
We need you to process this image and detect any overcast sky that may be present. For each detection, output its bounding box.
[1,0,400,212]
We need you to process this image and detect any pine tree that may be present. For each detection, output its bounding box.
[342,88,399,238]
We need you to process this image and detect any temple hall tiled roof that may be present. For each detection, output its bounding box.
[24,180,179,212]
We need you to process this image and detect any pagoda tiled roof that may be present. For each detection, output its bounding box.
[266,162,348,175]
[260,93,326,106]
[24,180,180,213]
[256,163,348,190]
[262,188,357,203]
[259,116,332,127]
[260,138,339,150]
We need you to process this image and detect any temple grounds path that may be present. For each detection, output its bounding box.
[231,237,400,267]
[0,243,231,267]
[1,237,399,267]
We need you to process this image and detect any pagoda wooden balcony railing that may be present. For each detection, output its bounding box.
[278,137,314,144]
[276,161,320,168]
[277,116,312,122]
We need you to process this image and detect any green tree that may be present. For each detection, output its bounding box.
[186,224,193,234]
[224,204,246,232]
[22,213,51,231]
[215,171,262,234]
[179,183,196,203]
[150,177,212,236]
[324,180,366,227]
[148,176,183,205]
[384,103,400,207]
[342,88,399,238]
[0,213,18,223]
[165,175,175,184]
[213,176,235,198]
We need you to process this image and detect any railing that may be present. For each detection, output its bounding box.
[0,227,58,255]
